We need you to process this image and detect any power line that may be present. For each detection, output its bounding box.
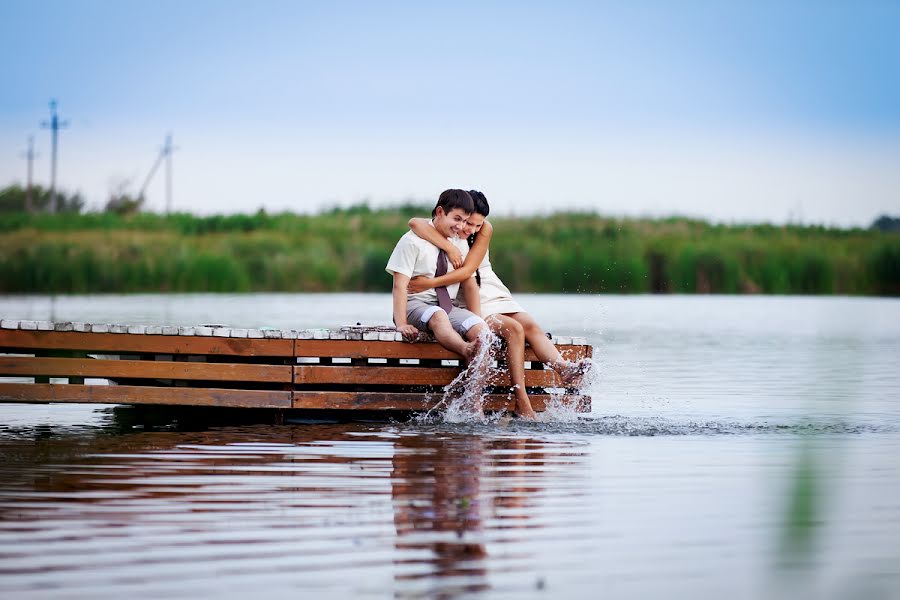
[40,99,69,213]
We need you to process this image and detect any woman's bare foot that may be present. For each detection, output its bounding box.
[515,407,537,420]
[556,359,592,388]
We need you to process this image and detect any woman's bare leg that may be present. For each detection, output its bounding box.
[508,312,590,386]
[487,315,536,419]
[508,312,562,364]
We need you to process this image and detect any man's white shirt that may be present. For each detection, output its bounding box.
[385,222,470,304]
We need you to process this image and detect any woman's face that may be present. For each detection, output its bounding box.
[463,213,486,238]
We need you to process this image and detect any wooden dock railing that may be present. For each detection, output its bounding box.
[0,320,591,413]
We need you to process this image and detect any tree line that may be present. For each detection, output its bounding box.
[0,198,897,296]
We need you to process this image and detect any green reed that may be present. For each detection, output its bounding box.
[0,209,896,295]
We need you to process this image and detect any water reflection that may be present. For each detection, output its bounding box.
[392,433,490,596]
[0,419,588,598]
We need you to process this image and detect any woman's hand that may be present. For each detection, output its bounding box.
[446,246,463,269]
[407,276,435,294]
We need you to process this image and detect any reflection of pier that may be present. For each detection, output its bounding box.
[0,422,585,596]
[0,321,591,415]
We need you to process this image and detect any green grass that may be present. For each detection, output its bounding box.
[0,208,897,295]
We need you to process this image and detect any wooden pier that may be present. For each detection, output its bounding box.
[0,320,591,414]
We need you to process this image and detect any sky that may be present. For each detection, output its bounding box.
[1,0,898,226]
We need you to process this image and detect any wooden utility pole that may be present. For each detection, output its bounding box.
[20,136,38,213]
[40,100,69,213]
[139,133,177,213]
[164,133,174,214]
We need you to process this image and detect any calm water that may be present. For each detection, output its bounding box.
[1,294,898,599]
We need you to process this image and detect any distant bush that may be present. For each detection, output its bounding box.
[0,207,897,295]
[871,215,900,233]
[0,184,84,214]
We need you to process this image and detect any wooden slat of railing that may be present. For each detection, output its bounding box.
[0,330,293,357]
[291,391,590,412]
[561,345,592,361]
[295,340,460,359]
[294,365,559,387]
[0,383,291,407]
[0,357,291,383]
[0,330,590,362]
[295,339,590,362]
[0,384,588,411]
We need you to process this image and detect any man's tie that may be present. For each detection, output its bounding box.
[434,250,453,314]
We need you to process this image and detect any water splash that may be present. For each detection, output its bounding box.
[541,391,583,423]
[536,352,601,422]
[441,328,505,423]
[415,330,603,425]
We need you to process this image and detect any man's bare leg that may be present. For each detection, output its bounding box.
[428,311,478,359]
[488,315,536,419]
[462,322,494,419]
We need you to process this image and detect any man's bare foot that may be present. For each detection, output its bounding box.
[470,401,486,421]
[557,358,592,388]
[462,335,484,362]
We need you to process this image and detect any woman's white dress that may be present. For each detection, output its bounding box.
[459,249,524,317]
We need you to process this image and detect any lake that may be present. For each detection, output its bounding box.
[1,293,898,599]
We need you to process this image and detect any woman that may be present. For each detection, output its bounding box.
[408,190,590,389]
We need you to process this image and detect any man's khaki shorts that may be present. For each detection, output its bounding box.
[406,298,484,338]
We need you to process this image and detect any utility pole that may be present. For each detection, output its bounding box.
[164,133,174,214]
[139,133,177,214]
[20,136,38,213]
[40,99,69,213]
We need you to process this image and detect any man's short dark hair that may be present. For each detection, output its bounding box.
[432,189,474,218]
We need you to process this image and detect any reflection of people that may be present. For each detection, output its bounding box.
[486,437,545,525]
[408,190,591,389]
[391,434,488,594]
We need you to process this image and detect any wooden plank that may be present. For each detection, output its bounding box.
[0,356,291,383]
[0,329,589,362]
[296,339,458,359]
[294,365,558,387]
[561,345,592,361]
[0,383,291,407]
[294,339,590,361]
[291,390,590,412]
[0,330,293,357]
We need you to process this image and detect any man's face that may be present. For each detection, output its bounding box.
[434,207,470,237]
[462,213,486,238]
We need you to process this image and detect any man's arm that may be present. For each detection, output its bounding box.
[392,273,419,341]
[460,276,481,317]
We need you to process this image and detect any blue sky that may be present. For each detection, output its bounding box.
[1,0,898,225]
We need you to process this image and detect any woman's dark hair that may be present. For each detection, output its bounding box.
[467,190,490,287]
[431,189,473,218]
[468,190,490,220]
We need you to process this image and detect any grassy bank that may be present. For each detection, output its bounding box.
[1,207,897,295]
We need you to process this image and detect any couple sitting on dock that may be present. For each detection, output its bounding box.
[386,189,590,419]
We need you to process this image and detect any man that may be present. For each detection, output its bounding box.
[392,190,540,420]
[386,189,491,415]
[386,189,486,360]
